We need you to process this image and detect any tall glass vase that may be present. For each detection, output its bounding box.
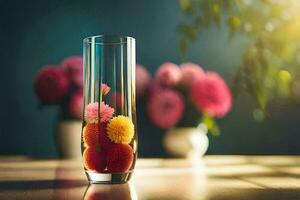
[82,35,137,184]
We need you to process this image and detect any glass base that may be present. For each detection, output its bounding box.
[86,171,133,184]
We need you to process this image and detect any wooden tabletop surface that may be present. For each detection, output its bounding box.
[0,156,300,200]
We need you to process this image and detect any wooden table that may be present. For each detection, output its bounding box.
[0,156,300,200]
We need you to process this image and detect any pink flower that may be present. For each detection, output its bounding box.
[147,89,185,129]
[34,65,70,104]
[84,102,114,123]
[180,63,205,86]
[61,56,83,87]
[190,72,232,118]
[70,89,83,119]
[155,62,181,86]
[101,83,111,95]
[136,64,151,97]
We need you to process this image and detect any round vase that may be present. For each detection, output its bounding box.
[56,120,82,159]
[163,126,209,159]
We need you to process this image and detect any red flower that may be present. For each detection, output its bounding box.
[34,65,70,104]
[147,89,185,129]
[190,72,232,118]
[70,89,83,119]
[106,144,133,173]
[61,56,83,87]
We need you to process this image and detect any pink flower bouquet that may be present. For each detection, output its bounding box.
[34,56,84,120]
[137,62,232,135]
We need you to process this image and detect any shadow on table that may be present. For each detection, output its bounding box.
[0,179,86,190]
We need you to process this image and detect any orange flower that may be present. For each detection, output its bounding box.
[83,123,100,147]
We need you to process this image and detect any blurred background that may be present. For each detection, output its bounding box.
[1,0,300,158]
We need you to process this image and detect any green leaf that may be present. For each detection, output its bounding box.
[227,15,241,30]
[212,3,221,27]
[202,114,220,136]
[179,0,192,13]
[277,70,292,98]
[212,3,220,14]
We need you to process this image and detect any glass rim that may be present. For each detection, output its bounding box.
[83,35,135,45]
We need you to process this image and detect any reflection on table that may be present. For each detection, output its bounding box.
[83,183,137,200]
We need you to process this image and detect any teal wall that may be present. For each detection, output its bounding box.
[1,0,299,157]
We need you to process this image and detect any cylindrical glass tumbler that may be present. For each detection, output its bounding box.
[82,35,137,184]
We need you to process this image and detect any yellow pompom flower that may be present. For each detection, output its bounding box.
[107,115,134,144]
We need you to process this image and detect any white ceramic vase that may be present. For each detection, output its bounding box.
[56,120,82,159]
[163,125,209,159]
